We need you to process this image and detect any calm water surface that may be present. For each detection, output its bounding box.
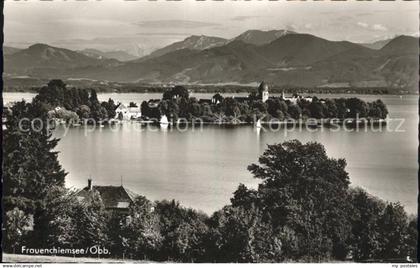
[4,92,418,214]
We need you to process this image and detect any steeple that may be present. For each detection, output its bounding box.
[258,81,269,102]
[88,176,93,191]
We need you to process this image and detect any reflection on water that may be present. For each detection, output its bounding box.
[4,92,418,214]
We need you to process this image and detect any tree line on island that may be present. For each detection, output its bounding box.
[142,85,388,124]
[31,79,118,124]
[16,80,388,126]
[3,81,415,262]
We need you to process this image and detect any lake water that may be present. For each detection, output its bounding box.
[3,92,418,215]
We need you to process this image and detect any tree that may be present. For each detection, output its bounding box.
[101,98,118,119]
[163,90,173,100]
[163,86,189,100]
[335,98,348,119]
[121,196,162,260]
[251,100,267,115]
[376,203,409,260]
[42,186,79,248]
[345,98,368,118]
[247,140,352,260]
[348,188,385,261]
[89,89,99,105]
[3,100,68,248]
[4,208,31,253]
[406,217,418,261]
[76,105,91,120]
[154,200,209,262]
[208,205,282,262]
[368,99,389,119]
[287,104,302,120]
[212,93,224,104]
[308,100,325,119]
[90,103,108,122]
[324,99,338,118]
[172,86,189,99]
[159,100,169,116]
[3,100,67,212]
[35,79,66,107]
[72,190,109,249]
[267,99,288,119]
[230,184,259,209]
[141,101,150,118]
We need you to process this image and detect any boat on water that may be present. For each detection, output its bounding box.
[255,119,262,128]
[160,115,169,125]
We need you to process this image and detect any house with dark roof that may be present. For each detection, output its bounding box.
[115,103,141,120]
[76,179,137,213]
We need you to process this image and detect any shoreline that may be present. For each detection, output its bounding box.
[3,90,419,96]
[49,118,388,128]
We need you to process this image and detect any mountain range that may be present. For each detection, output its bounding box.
[78,48,138,61]
[360,38,393,50]
[4,30,419,90]
[139,35,228,62]
[232,29,294,46]
[4,46,22,55]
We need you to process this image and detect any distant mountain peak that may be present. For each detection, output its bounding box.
[27,43,52,50]
[232,29,295,46]
[5,32,418,92]
[186,35,208,39]
[380,35,419,54]
[79,48,137,61]
[360,38,393,50]
[5,43,119,77]
[137,34,227,61]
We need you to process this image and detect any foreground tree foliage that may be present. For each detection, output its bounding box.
[347,188,385,261]
[154,200,209,262]
[3,100,68,249]
[4,208,30,253]
[207,204,282,262]
[120,196,162,260]
[3,100,67,211]
[225,140,352,261]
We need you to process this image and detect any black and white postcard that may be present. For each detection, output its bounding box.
[1,0,418,265]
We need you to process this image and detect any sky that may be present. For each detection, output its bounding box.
[4,0,419,56]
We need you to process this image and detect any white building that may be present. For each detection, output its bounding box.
[258,81,269,102]
[281,92,313,104]
[115,103,141,120]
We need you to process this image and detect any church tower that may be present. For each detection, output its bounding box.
[258,81,269,102]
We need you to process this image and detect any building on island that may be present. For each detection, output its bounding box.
[258,81,269,102]
[76,179,138,214]
[115,103,142,120]
[212,93,223,104]
[147,99,161,108]
[281,91,313,104]
[190,81,311,105]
